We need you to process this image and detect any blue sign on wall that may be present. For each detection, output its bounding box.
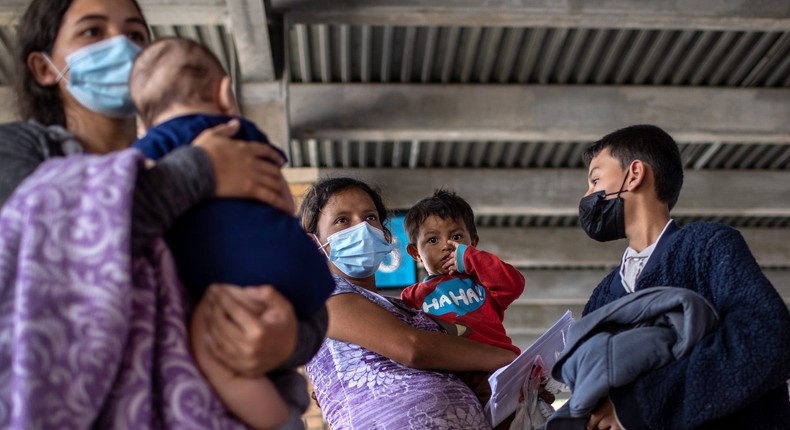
[376,214,417,288]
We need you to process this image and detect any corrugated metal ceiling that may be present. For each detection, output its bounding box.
[288,139,790,170]
[150,25,236,78]
[287,25,790,87]
[283,22,790,183]
[473,214,790,230]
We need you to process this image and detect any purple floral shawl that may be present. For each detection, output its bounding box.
[0,150,248,429]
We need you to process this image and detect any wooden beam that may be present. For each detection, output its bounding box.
[0,1,227,26]
[504,267,790,348]
[504,303,585,335]
[239,82,289,153]
[272,0,790,31]
[226,0,276,81]
[283,167,319,184]
[391,267,790,302]
[138,0,227,26]
[314,168,790,218]
[4,0,789,30]
[508,268,790,302]
[509,269,613,301]
[4,82,790,146]
[475,227,790,269]
[288,84,790,144]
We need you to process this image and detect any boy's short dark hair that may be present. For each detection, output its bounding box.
[404,189,477,244]
[583,124,684,210]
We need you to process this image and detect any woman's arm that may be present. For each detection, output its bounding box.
[0,122,55,208]
[279,305,328,369]
[131,145,212,253]
[327,293,516,372]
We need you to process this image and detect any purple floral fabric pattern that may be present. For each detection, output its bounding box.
[306,276,489,429]
[0,150,248,429]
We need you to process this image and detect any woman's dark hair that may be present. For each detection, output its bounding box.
[15,0,147,126]
[403,189,477,245]
[582,124,684,211]
[299,177,392,242]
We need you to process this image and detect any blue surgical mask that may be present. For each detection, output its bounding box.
[315,222,395,279]
[44,35,141,118]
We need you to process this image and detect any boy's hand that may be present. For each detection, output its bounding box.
[442,240,463,275]
[587,397,624,430]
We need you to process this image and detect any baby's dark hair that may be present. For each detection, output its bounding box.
[404,189,477,244]
[582,124,684,210]
[130,36,226,127]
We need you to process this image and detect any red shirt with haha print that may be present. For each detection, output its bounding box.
[400,245,524,354]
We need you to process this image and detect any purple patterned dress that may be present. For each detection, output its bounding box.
[306,276,489,429]
[0,150,249,429]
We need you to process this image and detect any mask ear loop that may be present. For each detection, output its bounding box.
[312,233,330,259]
[41,54,69,84]
[601,172,631,199]
[615,171,630,198]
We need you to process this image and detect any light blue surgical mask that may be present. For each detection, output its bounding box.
[44,35,141,118]
[315,222,395,279]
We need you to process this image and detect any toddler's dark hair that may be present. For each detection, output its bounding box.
[404,189,477,244]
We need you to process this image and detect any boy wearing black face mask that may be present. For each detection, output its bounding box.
[576,124,790,430]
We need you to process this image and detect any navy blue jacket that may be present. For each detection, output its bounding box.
[584,221,790,429]
[134,114,334,318]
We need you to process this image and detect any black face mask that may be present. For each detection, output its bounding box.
[578,173,629,242]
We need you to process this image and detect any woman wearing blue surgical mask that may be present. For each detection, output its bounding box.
[4,0,295,214]
[201,177,516,429]
[0,0,311,426]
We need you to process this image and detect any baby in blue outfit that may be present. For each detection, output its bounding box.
[131,36,333,429]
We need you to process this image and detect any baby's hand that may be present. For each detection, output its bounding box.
[442,240,462,275]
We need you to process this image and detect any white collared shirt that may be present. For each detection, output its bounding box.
[620,220,674,293]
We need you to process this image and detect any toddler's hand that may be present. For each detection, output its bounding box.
[442,240,462,275]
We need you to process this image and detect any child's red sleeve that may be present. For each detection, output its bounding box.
[460,245,525,314]
[399,283,421,310]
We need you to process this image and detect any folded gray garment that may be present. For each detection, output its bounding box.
[547,287,719,421]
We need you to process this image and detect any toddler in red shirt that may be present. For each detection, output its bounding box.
[401,189,525,410]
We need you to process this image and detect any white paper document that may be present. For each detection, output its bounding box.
[484,310,575,427]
